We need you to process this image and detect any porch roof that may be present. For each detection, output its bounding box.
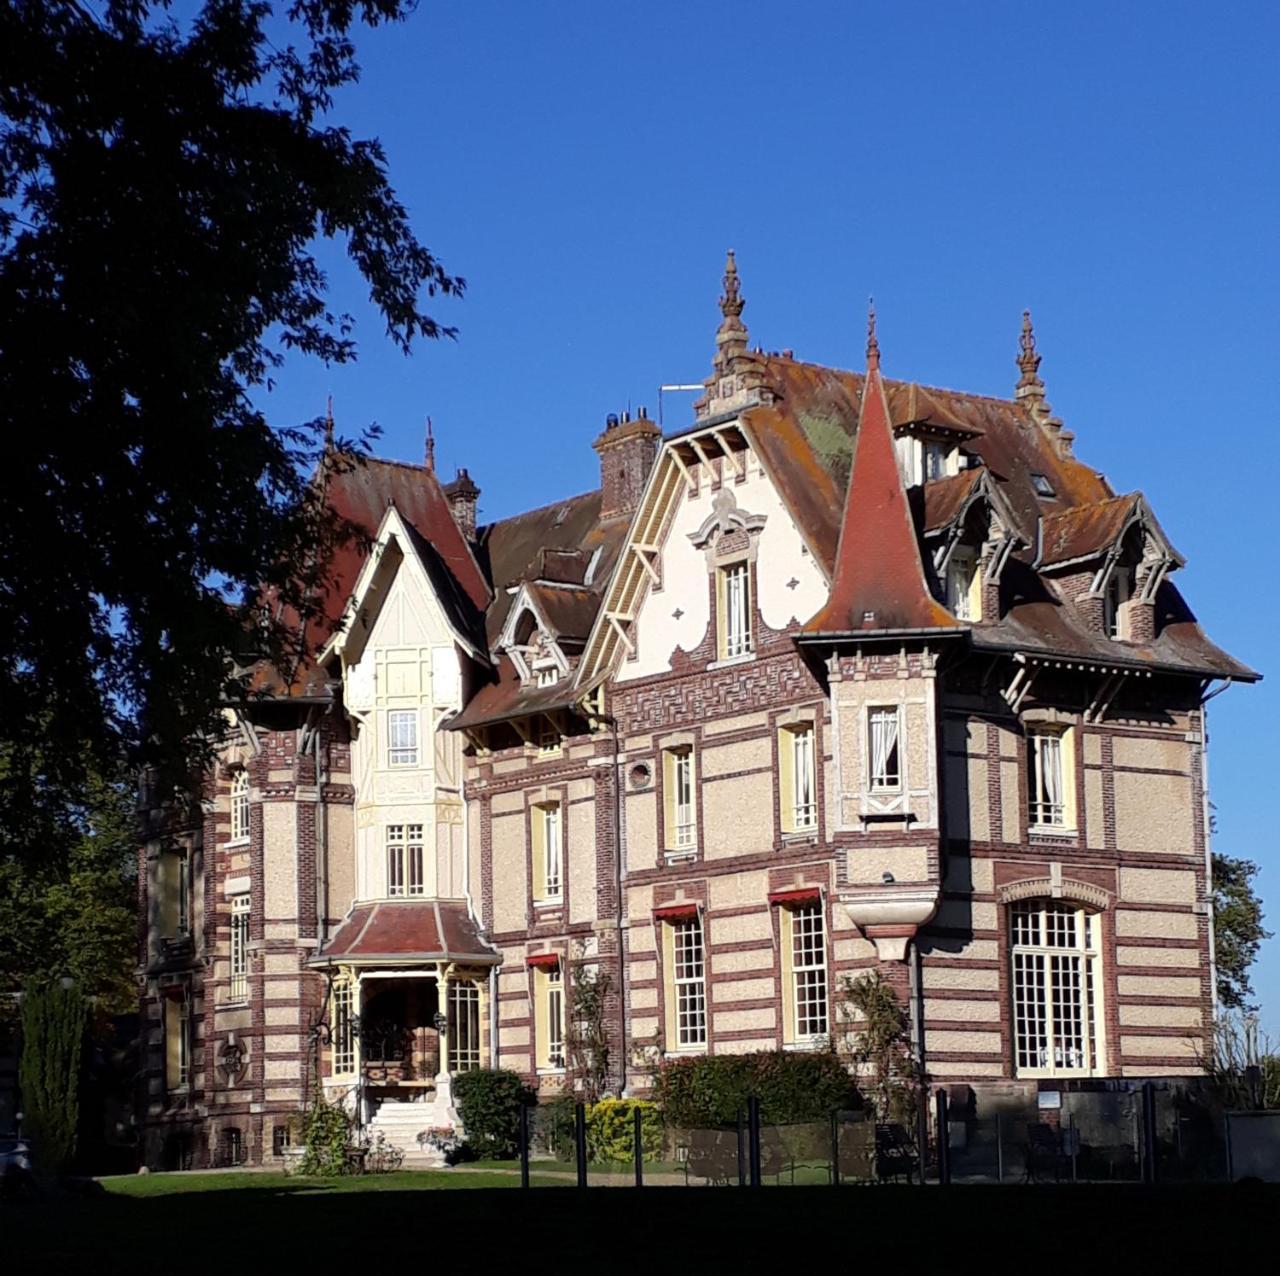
[313,900,499,967]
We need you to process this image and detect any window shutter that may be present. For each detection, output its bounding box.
[533,967,548,1070]
[779,907,796,1044]
[662,753,676,850]
[661,920,676,1047]
[778,728,795,833]
[531,807,547,902]
[1061,726,1078,830]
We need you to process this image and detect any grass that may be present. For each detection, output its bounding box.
[4,1177,1276,1271]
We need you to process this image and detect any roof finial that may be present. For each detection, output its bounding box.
[866,297,880,372]
[1016,310,1044,398]
[425,416,435,473]
[324,394,334,450]
[713,248,749,369]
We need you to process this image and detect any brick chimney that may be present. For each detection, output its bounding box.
[442,468,480,540]
[593,407,661,522]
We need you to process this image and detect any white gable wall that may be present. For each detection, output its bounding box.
[343,535,469,904]
[617,445,828,682]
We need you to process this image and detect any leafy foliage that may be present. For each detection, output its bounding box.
[565,954,613,1102]
[297,1098,352,1177]
[452,1068,533,1159]
[0,0,462,821]
[586,1098,662,1164]
[1198,1015,1280,1110]
[653,1050,858,1128]
[18,978,87,1175]
[835,972,922,1127]
[0,755,137,1008]
[1212,853,1271,1012]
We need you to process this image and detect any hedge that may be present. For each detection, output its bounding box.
[653,1050,859,1128]
[452,1068,533,1158]
[586,1099,663,1164]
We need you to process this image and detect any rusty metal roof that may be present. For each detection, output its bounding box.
[1038,494,1140,568]
[315,899,498,965]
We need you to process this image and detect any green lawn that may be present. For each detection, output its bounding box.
[4,1179,1276,1271]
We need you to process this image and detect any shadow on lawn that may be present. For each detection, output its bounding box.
[6,1181,1278,1272]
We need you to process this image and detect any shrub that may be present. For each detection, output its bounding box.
[297,1100,351,1177]
[587,1098,663,1164]
[535,1092,578,1161]
[452,1068,533,1158]
[654,1050,858,1128]
[18,979,87,1176]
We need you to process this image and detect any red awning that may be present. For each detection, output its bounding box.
[526,952,561,970]
[654,903,700,921]
[768,887,822,907]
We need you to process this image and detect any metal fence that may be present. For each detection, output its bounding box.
[509,1087,1280,1188]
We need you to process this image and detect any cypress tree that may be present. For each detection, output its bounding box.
[18,978,86,1176]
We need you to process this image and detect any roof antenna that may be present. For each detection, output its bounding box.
[866,297,880,372]
[425,416,436,473]
[324,394,335,449]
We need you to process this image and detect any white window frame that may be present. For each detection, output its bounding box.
[176,998,190,1089]
[720,560,753,659]
[1103,565,1132,640]
[386,824,425,898]
[536,715,561,756]
[387,709,419,767]
[788,904,829,1041]
[177,852,191,935]
[671,917,707,1049]
[1011,899,1103,1078]
[447,980,482,1074]
[331,975,355,1076]
[670,748,695,849]
[542,803,562,900]
[1028,730,1066,829]
[947,551,978,621]
[790,725,817,831]
[868,706,902,792]
[534,663,559,688]
[229,770,250,842]
[924,441,949,482]
[228,894,250,1003]
[545,965,565,1070]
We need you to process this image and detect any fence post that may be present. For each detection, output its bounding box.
[830,1111,841,1188]
[935,1089,950,1186]
[737,1107,747,1187]
[1141,1082,1157,1185]
[519,1103,530,1190]
[996,1112,1004,1183]
[747,1096,762,1187]
[575,1101,588,1188]
[1069,1111,1077,1183]
[917,1088,930,1184]
[634,1103,644,1188]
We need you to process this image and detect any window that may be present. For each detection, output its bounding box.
[532,802,562,902]
[1103,566,1131,640]
[782,904,828,1042]
[779,724,818,833]
[447,980,482,1074]
[536,715,560,756]
[272,1125,292,1157]
[924,442,948,481]
[868,707,901,791]
[718,561,753,659]
[1028,727,1076,830]
[386,824,425,897]
[946,552,981,622]
[177,853,191,935]
[1011,900,1102,1076]
[228,895,249,1002]
[331,976,355,1075]
[230,770,250,842]
[1031,473,1056,498]
[535,964,565,1070]
[664,748,695,851]
[166,996,190,1092]
[667,916,707,1048]
[388,710,418,767]
[535,664,558,688]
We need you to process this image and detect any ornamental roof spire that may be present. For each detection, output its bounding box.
[714,249,748,367]
[324,394,335,450]
[1015,309,1045,405]
[801,308,959,637]
[425,416,436,472]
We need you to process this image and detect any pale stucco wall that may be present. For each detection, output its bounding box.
[703,772,772,859]
[490,812,527,933]
[263,803,296,922]
[568,799,596,924]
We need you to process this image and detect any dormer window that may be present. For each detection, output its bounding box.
[895,433,958,487]
[1031,473,1055,498]
[946,550,981,622]
[535,664,558,688]
[1103,566,1132,640]
[924,442,948,482]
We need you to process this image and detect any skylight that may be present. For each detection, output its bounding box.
[1031,473,1056,498]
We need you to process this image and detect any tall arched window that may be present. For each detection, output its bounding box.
[230,770,250,842]
[1011,899,1103,1077]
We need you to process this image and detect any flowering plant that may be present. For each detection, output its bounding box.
[417,1126,464,1161]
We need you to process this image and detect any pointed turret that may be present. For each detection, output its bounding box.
[425,417,436,473]
[714,249,749,372]
[803,303,959,635]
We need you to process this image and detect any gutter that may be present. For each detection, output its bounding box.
[1199,681,1231,1022]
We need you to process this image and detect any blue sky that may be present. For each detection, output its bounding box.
[261,1,1280,1026]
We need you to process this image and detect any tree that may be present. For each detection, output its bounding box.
[0,1,462,815]
[835,971,922,1128]
[565,953,613,1103]
[18,978,88,1176]
[1212,853,1270,1012]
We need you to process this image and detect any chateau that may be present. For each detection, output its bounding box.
[139,255,1256,1169]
